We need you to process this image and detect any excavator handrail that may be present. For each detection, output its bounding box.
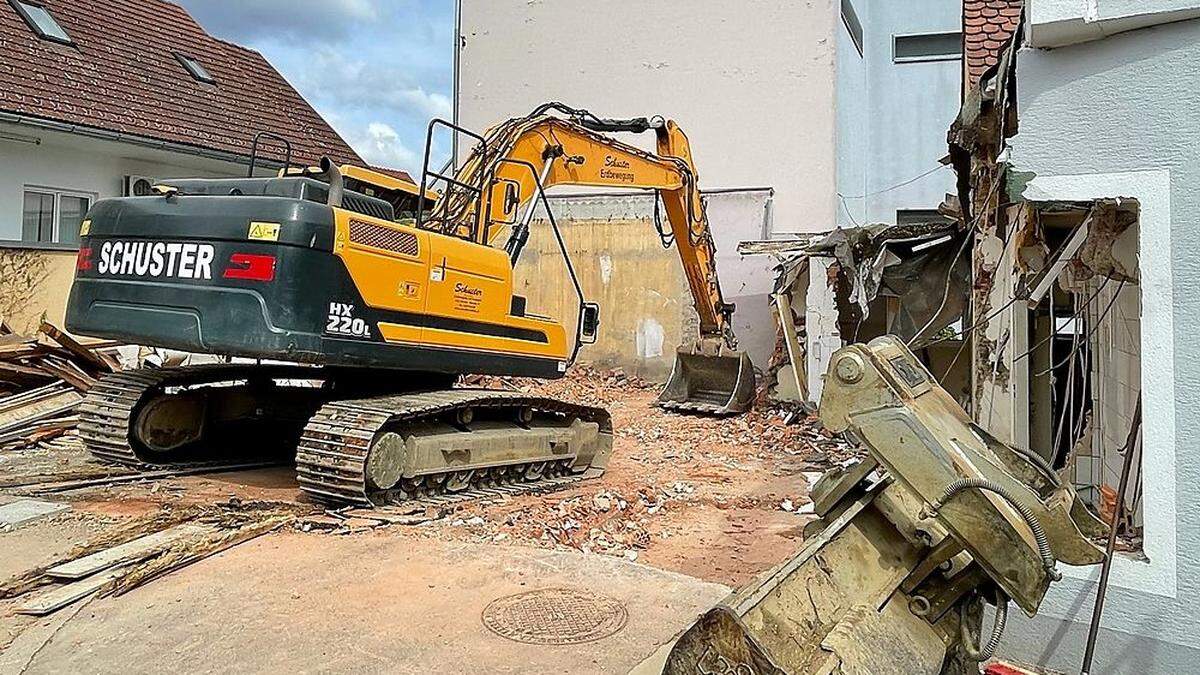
[415,118,489,239]
[493,156,591,364]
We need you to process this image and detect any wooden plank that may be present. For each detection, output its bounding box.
[38,356,96,392]
[16,566,129,615]
[46,525,211,579]
[24,461,277,494]
[38,321,114,374]
[0,387,81,434]
[774,290,809,402]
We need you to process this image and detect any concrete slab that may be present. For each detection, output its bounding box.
[18,531,728,674]
[0,499,69,531]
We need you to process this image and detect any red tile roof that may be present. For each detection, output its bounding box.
[370,166,416,184]
[0,0,363,167]
[964,0,1024,88]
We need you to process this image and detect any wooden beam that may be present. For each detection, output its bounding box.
[46,525,211,580]
[16,567,129,615]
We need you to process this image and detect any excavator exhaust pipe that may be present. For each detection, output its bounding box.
[656,343,756,416]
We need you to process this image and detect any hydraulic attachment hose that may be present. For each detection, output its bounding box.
[926,477,1060,581]
[961,590,1009,662]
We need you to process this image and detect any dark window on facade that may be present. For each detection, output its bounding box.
[897,209,954,225]
[841,0,864,57]
[175,52,215,84]
[893,32,963,62]
[10,0,72,44]
[21,188,92,245]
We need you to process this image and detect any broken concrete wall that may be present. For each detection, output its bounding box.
[517,191,775,381]
[0,248,75,334]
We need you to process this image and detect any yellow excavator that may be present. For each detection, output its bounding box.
[65,103,754,506]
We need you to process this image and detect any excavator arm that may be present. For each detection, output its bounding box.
[418,103,755,414]
[419,104,733,346]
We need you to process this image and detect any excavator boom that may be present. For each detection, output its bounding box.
[417,103,755,413]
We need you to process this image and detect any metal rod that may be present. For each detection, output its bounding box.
[1080,395,1142,675]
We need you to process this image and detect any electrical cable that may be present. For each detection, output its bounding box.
[1034,279,1126,377]
[838,163,951,200]
[1008,277,1112,366]
[906,172,1005,347]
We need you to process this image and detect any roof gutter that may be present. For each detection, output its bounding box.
[0,111,288,170]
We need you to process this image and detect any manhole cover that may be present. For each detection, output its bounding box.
[481,588,629,645]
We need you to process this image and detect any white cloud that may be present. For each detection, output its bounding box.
[176,0,380,42]
[347,122,420,171]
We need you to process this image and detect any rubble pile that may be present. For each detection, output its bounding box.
[0,321,122,452]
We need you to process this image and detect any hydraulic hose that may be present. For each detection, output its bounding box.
[929,478,1060,581]
[961,590,1009,662]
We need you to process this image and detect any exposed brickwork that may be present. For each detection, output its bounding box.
[0,0,363,166]
[964,0,1024,88]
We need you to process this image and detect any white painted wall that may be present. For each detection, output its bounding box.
[1029,0,1200,47]
[457,0,839,236]
[835,0,870,227]
[0,123,249,244]
[1000,18,1200,672]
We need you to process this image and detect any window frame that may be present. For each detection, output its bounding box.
[173,52,216,85]
[892,31,963,64]
[21,185,96,247]
[8,0,73,45]
[840,0,864,58]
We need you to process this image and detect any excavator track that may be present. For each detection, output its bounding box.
[296,390,613,507]
[78,365,328,468]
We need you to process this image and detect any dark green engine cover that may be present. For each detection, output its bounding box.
[66,186,562,379]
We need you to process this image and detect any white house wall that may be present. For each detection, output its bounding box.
[457,0,839,236]
[1002,18,1200,672]
[0,124,247,243]
[861,0,961,223]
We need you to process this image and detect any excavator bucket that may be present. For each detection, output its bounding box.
[656,344,756,415]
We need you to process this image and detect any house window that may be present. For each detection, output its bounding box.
[9,0,72,44]
[21,188,93,246]
[174,52,215,84]
[893,32,963,63]
[841,0,864,57]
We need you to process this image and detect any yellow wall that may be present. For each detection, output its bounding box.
[513,216,694,380]
[0,248,77,334]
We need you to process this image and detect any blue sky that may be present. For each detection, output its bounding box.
[175,0,454,173]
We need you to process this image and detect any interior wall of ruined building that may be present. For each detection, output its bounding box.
[977,201,1142,528]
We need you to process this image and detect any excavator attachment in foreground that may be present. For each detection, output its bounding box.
[656,342,756,415]
[637,336,1105,674]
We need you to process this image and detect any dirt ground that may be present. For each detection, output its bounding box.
[0,368,857,671]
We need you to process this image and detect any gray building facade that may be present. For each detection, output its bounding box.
[992,4,1200,672]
